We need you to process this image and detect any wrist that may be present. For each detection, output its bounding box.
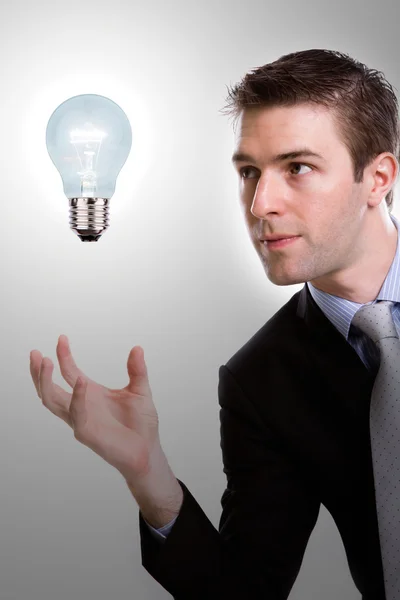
[125,451,184,529]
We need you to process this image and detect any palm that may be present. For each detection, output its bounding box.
[30,335,160,481]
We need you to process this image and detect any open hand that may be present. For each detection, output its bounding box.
[30,335,163,483]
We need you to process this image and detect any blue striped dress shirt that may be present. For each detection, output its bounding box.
[146,213,400,542]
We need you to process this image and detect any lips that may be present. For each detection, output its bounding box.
[262,235,301,249]
[261,235,298,241]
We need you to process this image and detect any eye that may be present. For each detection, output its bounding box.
[239,163,313,179]
[289,163,312,176]
[239,166,259,179]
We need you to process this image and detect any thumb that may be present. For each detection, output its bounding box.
[69,376,88,431]
[126,346,151,396]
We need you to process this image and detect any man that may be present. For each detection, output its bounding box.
[30,49,400,599]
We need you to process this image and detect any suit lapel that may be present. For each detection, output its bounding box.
[296,283,376,418]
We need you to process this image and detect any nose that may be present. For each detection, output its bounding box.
[250,173,287,219]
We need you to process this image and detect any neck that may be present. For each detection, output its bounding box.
[309,206,398,304]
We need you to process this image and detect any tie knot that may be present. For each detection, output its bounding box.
[351,300,397,343]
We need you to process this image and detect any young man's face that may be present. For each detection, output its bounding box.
[232,103,369,287]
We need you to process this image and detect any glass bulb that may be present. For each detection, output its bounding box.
[46,94,132,242]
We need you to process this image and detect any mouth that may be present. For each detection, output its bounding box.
[262,236,301,249]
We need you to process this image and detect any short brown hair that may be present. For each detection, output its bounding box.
[221,49,400,211]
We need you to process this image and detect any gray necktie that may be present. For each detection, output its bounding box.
[352,300,400,598]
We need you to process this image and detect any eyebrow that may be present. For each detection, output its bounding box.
[231,148,325,164]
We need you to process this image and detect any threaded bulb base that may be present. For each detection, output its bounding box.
[69,198,110,242]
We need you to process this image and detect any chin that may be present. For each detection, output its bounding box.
[265,269,308,287]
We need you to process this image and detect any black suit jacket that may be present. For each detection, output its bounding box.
[138,284,385,599]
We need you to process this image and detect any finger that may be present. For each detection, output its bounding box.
[39,357,73,426]
[69,376,88,434]
[30,349,43,396]
[56,335,88,390]
[30,350,71,407]
[125,346,152,396]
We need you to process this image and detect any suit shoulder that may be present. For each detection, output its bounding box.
[224,288,303,375]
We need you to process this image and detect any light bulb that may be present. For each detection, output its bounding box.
[46,94,132,242]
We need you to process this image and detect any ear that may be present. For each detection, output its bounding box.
[366,152,399,208]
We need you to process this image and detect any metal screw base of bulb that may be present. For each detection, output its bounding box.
[69,198,110,242]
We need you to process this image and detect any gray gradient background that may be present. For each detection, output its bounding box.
[1,0,399,598]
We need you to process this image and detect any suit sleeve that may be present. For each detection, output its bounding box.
[138,364,321,599]
[144,515,177,542]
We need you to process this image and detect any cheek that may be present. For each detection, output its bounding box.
[239,191,257,220]
[239,184,256,205]
[298,178,350,216]
[309,169,355,199]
